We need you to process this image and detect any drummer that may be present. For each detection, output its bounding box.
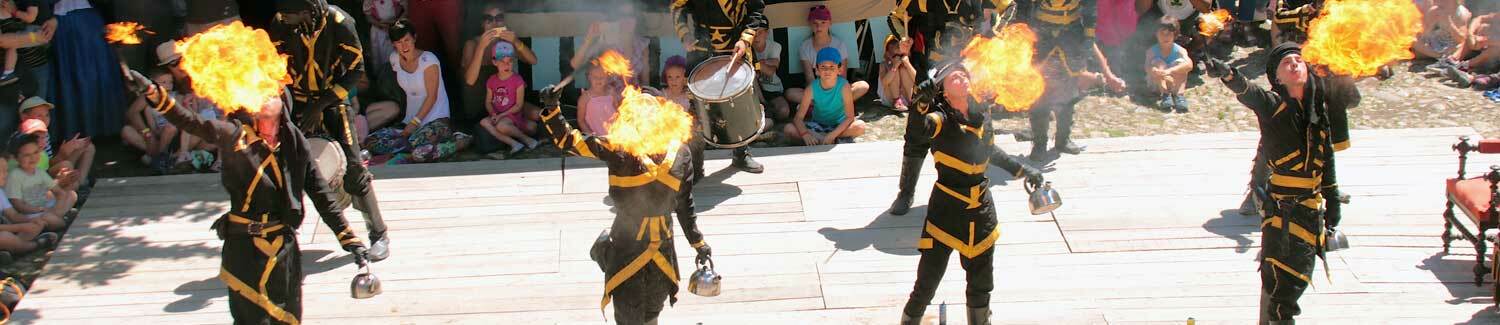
[670,0,768,175]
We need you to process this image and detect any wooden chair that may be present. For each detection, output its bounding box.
[1441,135,1500,304]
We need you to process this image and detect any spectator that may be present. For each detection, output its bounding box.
[1096,0,1150,62]
[1439,13,1500,89]
[364,20,466,163]
[570,1,651,87]
[119,69,179,174]
[52,0,128,139]
[462,3,537,137]
[1158,0,1217,66]
[0,0,40,85]
[16,97,89,190]
[353,70,402,145]
[786,47,867,146]
[1219,0,1266,47]
[799,5,869,100]
[6,132,73,232]
[0,0,48,139]
[1146,17,1195,113]
[364,0,404,73]
[661,55,692,113]
[0,157,57,257]
[577,64,619,136]
[478,41,539,158]
[878,36,916,112]
[752,27,793,122]
[1417,0,1472,62]
[183,0,238,36]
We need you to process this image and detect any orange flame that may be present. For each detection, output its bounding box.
[595,51,692,162]
[1198,9,1233,37]
[176,21,290,115]
[960,23,1044,112]
[1302,0,1422,77]
[595,50,634,79]
[104,22,153,45]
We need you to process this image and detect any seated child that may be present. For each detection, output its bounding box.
[15,97,93,187]
[752,27,792,122]
[0,156,56,256]
[878,36,916,112]
[577,64,619,136]
[479,41,540,157]
[6,133,74,232]
[119,71,180,174]
[1415,0,1471,62]
[785,47,868,146]
[1145,17,1195,113]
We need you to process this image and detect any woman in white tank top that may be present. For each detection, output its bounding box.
[362,20,467,163]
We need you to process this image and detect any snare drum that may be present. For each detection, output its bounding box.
[688,55,766,148]
[308,136,352,210]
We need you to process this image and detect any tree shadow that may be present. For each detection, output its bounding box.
[816,206,928,256]
[1204,209,1259,253]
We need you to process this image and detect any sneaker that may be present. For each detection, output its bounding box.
[486,152,508,160]
[1173,95,1190,113]
[1156,95,1174,111]
[34,232,58,250]
[0,72,17,87]
[835,137,854,144]
[1444,65,1472,88]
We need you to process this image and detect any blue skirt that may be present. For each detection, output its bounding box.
[51,8,125,138]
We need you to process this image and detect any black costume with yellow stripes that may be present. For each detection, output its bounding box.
[142,85,366,325]
[539,91,705,325]
[1017,0,1096,159]
[1216,44,1360,323]
[270,0,390,254]
[900,82,1035,325]
[885,1,1036,216]
[1273,0,1321,44]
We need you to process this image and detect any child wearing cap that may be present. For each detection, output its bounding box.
[6,132,73,232]
[479,41,540,158]
[786,47,867,146]
[15,97,91,189]
[798,5,869,100]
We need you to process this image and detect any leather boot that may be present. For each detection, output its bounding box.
[890,156,926,215]
[732,147,764,173]
[354,191,390,262]
[900,312,921,325]
[1258,290,1273,325]
[967,306,991,325]
[1238,191,1261,217]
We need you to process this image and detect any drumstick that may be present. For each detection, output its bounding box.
[719,50,745,97]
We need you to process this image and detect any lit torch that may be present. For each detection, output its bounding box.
[175,21,290,115]
[105,21,153,45]
[1302,0,1422,77]
[960,23,1045,112]
[594,50,694,163]
[1198,9,1233,37]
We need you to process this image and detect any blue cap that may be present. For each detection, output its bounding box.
[493,41,516,60]
[816,47,841,65]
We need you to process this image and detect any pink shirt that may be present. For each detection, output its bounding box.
[486,73,526,117]
[583,93,618,136]
[1096,0,1140,47]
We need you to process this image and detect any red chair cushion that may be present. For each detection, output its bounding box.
[1481,139,1500,154]
[1449,177,1497,224]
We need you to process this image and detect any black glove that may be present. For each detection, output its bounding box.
[352,247,370,267]
[343,240,368,254]
[694,243,712,265]
[912,78,941,107]
[540,84,565,108]
[124,69,155,96]
[1022,164,1044,188]
[1204,59,1232,79]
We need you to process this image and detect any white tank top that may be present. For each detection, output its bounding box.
[390,51,451,125]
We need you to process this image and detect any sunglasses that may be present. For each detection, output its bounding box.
[483,14,504,23]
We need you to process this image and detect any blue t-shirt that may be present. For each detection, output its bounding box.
[1148,43,1189,67]
[809,78,847,126]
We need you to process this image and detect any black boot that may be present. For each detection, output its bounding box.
[732,147,764,174]
[1028,109,1051,161]
[967,306,991,325]
[1056,138,1086,155]
[354,191,390,262]
[890,156,926,215]
[900,312,921,325]
[1238,191,1261,216]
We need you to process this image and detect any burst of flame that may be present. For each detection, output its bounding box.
[1198,9,1233,37]
[175,21,289,115]
[594,51,692,163]
[1302,0,1422,77]
[595,50,634,79]
[105,22,153,45]
[960,23,1044,112]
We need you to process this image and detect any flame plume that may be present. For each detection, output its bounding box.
[1302,0,1422,77]
[595,50,635,79]
[105,22,153,45]
[1198,9,1233,37]
[176,22,290,115]
[960,23,1045,112]
[593,50,693,163]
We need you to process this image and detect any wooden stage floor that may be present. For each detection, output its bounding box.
[16,127,1500,324]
